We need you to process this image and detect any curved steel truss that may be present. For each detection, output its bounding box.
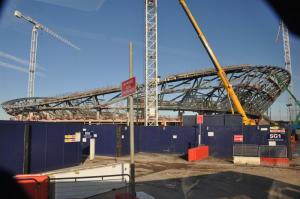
[2,65,290,120]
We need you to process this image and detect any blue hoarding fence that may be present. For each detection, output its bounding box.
[0,121,82,175]
[0,120,292,175]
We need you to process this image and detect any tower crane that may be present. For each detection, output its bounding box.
[144,0,158,126]
[276,21,295,121]
[14,10,80,98]
[179,0,256,125]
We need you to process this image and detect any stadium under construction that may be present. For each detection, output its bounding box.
[0,0,299,198]
[1,64,290,124]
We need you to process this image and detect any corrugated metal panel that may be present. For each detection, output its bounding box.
[203,115,224,127]
[224,114,242,126]
[30,123,47,173]
[0,121,25,174]
[27,122,82,173]
[84,125,117,156]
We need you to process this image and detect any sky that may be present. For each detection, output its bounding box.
[0,0,299,121]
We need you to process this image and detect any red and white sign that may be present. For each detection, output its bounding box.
[121,77,136,97]
[197,115,203,124]
[234,135,244,142]
[270,129,285,133]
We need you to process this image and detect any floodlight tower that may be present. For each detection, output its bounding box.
[14,10,79,98]
[144,0,158,126]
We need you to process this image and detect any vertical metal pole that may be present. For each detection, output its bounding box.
[129,42,136,196]
[23,124,31,174]
[198,123,201,146]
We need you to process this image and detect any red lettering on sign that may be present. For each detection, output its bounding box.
[234,135,244,142]
[121,77,136,97]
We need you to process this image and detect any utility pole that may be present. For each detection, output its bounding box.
[144,0,158,126]
[14,10,79,98]
[129,42,136,197]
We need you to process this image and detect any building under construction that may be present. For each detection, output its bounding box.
[0,1,299,198]
[1,64,290,124]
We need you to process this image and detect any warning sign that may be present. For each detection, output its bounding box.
[121,77,136,97]
[197,115,203,124]
[234,135,244,142]
[64,132,81,143]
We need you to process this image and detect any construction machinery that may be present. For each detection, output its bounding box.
[14,10,80,98]
[179,0,256,125]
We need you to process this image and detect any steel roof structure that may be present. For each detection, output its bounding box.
[2,65,290,120]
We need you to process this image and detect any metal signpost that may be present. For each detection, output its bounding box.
[197,115,203,146]
[121,42,136,197]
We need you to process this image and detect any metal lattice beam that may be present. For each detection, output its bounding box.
[144,0,158,126]
[2,65,290,121]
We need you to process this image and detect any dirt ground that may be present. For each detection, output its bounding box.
[86,153,300,199]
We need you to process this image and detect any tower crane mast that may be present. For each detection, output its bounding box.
[14,10,80,98]
[277,21,295,120]
[144,0,158,126]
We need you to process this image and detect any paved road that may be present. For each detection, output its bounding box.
[88,153,300,199]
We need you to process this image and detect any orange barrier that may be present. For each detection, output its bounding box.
[260,157,289,167]
[15,174,49,199]
[188,145,209,161]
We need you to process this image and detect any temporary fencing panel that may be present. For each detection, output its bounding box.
[30,123,47,173]
[203,115,224,127]
[164,126,196,153]
[135,126,197,154]
[83,125,117,156]
[0,121,25,174]
[121,126,139,156]
[0,121,82,174]
[201,126,243,157]
[62,123,82,167]
[242,126,261,144]
[259,145,287,158]
[224,114,242,127]
[31,122,82,173]
[136,126,167,153]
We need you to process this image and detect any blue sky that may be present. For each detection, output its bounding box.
[0,0,299,120]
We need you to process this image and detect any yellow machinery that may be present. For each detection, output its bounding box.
[179,0,256,125]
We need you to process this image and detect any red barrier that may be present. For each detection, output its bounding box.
[188,146,209,161]
[15,175,49,199]
[115,193,137,199]
[260,157,289,167]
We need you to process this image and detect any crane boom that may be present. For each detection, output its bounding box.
[286,88,300,109]
[42,27,80,50]
[179,0,255,125]
[15,10,80,51]
[286,88,300,124]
